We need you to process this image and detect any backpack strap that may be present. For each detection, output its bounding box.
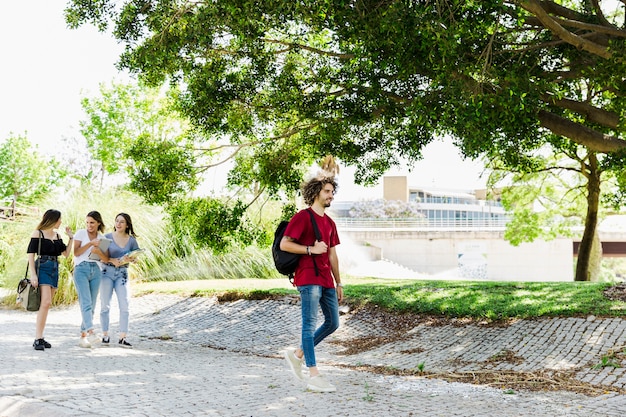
[307,209,321,277]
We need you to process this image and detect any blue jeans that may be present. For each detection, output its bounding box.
[100,266,130,334]
[73,261,101,333]
[37,258,59,288]
[297,285,340,368]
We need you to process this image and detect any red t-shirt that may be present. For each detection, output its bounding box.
[284,208,340,288]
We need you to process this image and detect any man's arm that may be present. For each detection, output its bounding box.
[280,236,328,255]
[280,236,309,254]
[328,246,343,302]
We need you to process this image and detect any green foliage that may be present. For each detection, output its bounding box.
[499,177,581,246]
[280,203,297,222]
[64,1,626,193]
[343,279,624,319]
[126,134,198,204]
[0,133,64,206]
[600,150,626,210]
[166,197,266,254]
[592,353,621,369]
[64,2,626,285]
[0,234,11,276]
[79,81,200,202]
[137,245,279,282]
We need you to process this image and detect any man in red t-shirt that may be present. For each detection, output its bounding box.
[281,175,343,393]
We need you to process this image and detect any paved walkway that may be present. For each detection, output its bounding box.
[1,294,626,416]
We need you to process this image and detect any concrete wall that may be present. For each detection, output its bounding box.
[340,229,573,281]
[383,176,409,202]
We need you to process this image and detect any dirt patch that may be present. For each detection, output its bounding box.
[343,364,626,396]
[604,283,626,302]
[332,336,400,355]
[486,349,525,365]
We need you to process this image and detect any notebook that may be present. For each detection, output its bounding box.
[87,238,112,261]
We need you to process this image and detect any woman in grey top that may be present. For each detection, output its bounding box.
[100,213,140,348]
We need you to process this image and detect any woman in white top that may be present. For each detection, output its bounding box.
[73,211,108,348]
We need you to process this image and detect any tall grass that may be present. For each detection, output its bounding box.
[1,187,282,306]
[1,187,164,305]
[138,245,279,281]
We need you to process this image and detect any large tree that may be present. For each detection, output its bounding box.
[80,81,199,201]
[0,134,63,216]
[488,142,626,281]
[66,1,626,279]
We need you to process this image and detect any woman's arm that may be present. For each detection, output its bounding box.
[27,253,38,287]
[62,227,74,258]
[73,237,99,257]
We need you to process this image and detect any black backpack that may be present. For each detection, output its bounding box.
[272,208,321,284]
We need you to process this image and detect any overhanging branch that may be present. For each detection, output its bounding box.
[518,0,612,58]
[540,94,620,129]
[538,110,626,152]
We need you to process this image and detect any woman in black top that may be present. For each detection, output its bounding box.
[27,209,74,351]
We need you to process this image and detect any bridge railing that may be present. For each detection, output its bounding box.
[334,217,509,230]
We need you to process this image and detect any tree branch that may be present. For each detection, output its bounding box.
[590,0,613,27]
[518,0,612,58]
[540,94,620,129]
[538,110,626,152]
[263,38,354,59]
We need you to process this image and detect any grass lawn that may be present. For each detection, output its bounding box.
[133,277,626,321]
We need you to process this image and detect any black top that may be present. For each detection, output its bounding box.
[26,231,67,256]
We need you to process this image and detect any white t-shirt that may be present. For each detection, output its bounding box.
[73,229,105,267]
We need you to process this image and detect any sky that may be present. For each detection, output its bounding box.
[0,1,488,202]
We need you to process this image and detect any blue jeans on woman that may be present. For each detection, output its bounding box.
[297,285,340,368]
[100,265,130,334]
[73,261,101,333]
[37,258,59,288]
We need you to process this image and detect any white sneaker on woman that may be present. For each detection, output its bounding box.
[87,333,100,345]
[78,337,92,348]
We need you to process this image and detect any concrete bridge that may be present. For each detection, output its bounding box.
[335,219,626,282]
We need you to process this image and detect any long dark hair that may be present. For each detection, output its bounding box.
[115,212,137,237]
[87,211,106,233]
[36,209,61,230]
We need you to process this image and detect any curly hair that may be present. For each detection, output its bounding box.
[301,175,338,206]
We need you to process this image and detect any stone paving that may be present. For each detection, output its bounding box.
[1,294,626,416]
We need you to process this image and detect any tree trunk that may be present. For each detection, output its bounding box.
[10,195,17,219]
[588,228,602,281]
[574,154,601,281]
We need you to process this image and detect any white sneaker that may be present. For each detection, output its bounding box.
[78,337,92,349]
[284,349,304,381]
[307,375,336,392]
[87,333,100,345]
